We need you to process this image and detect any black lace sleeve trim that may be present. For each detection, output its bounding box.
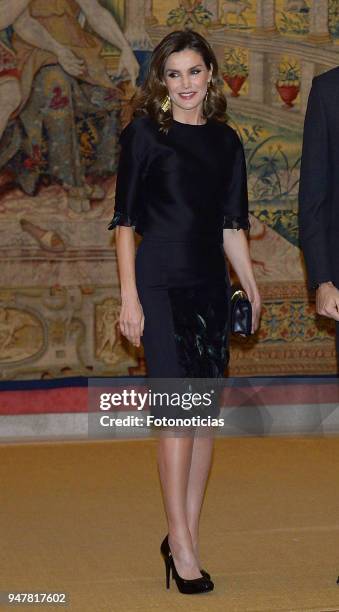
[223,215,250,231]
[107,211,136,230]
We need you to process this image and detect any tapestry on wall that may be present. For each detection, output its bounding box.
[0,0,338,380]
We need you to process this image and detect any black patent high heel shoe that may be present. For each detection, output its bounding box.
[160,534,211,580]
[160,535,214,594]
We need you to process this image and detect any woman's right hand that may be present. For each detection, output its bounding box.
[119,295,144,347]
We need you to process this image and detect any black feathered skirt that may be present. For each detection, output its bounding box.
[135,237,230,421]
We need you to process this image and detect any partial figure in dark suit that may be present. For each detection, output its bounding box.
[298,67,339,363]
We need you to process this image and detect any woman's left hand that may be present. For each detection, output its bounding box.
[249,289,261,334]
[118,44,140,88]
[57,46,86,77]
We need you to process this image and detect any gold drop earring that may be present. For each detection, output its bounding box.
[204,81,211,115]
[160,93,171,112]
[205,80,211,102]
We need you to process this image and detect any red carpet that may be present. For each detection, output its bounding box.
[0,378,338,415]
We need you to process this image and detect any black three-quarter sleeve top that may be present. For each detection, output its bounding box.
[107,114,250,243]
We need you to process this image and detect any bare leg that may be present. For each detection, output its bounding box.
[157,433,203,579]
[186,433,214,568]
[0,80,21,139]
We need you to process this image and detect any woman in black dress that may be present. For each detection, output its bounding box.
[108,29,261,594]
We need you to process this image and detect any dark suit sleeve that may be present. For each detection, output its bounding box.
[298,77,332,289]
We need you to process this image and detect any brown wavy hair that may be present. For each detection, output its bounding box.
[130,29,228,134]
